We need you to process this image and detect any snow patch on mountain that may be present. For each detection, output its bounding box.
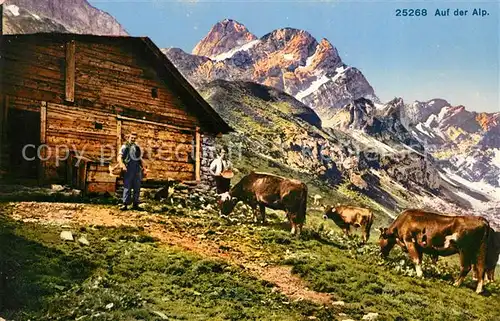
[414,123,436,138]
[296,74,330,101]
[331,66,350,83]
[303,54,315,68]
[349,131,398,154]
[6,4,21,16]
[454,190,490,210]
[424,114,438,127]
[493,149,500,168]
[442,168,500,200]
[212,39,260,62]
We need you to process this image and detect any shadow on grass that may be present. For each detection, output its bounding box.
[0,216,96,317]
[0,184,119,205]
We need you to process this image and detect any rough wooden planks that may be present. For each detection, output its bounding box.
[121,118,196,182]
[65,40,76,102]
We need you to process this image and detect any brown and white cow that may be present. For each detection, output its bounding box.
[218,172,308,236]
[323,205,374,243]
[379,209,490,294]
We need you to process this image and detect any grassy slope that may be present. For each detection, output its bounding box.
[0,214,322,321]
[1,198,499,321]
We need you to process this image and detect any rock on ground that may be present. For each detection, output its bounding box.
[60,231,74,241]
[362,312,379,320]
[78,236,90,246]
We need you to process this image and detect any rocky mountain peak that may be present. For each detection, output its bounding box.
[479,121,500,149]
[476,113,500,131]
[192,19,257,58]
[165,19,377,124]
[262,27,314,44]
[402,98,451,126]
[318,38,333,50]
[308,38,341,70]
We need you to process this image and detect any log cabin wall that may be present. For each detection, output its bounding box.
[118,117,196,182]
[43,103,117,181]
[0,34,217,184]
[73,39,201,128]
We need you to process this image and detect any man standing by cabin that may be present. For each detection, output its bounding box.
[209,146,233,194]
[118,132,146,211]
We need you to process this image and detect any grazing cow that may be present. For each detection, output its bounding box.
[322,205,374,243]
[218,172,308,236]
[379,209,490,294]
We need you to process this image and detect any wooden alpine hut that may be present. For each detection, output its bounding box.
[0,32,232,193]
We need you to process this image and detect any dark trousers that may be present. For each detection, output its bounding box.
[123,168,141,205]
[214,175,231,194]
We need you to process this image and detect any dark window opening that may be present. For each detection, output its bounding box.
[151,87,158,98]
[95,122,103,130]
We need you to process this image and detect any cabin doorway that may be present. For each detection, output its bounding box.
[7,109,40,179]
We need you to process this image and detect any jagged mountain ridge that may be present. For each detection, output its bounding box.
[407,99,499,149]
[324,96,500,219]
[397,99,500,188]
[163,19,378,124]
[3,0,127,35]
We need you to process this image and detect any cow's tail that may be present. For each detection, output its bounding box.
[479,221,490,266]
[485,227,496,272]
[294,184,307,225]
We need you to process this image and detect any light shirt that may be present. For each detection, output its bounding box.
[209,156,232,176]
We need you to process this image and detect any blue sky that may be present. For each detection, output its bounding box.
[90,0,499,113]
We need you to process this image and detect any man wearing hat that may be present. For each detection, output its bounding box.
[118,132,146,210]
[209,146,233,194]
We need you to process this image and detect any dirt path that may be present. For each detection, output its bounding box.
[5,201,333,306]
